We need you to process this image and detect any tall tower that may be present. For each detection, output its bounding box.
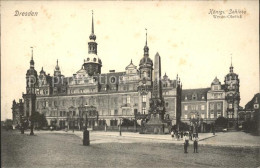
[138,29,153,115]
[23,47,38,118]
[83,11,102,76]
[224,57,240,128]
[139,29,153,85]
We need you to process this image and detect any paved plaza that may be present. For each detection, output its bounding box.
[1,129,260,168]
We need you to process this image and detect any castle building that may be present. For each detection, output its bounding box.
[19,13,182,129]
[13,13,243,131]
[238,93,259,123]
[181,62,241,129]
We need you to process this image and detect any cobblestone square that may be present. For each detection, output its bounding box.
[1,130,259,168]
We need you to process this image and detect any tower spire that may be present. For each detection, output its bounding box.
[30,47,35,68]
[230,54,234,73]
[92,10,94,34]
[55,59,60,71]
[89,10,96,41]
[31,47,33,60]
[143,28,149,57]
[145,28,147,46]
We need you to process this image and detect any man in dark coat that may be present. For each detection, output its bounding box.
[193,135,199,153]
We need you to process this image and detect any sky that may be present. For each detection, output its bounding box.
[1,1,259,121]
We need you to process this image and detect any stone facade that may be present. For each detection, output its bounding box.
[181,65,240,127]
[19,13,182,129]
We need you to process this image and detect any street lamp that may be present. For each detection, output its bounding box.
[119,118,122,136]
[84,103,89,131]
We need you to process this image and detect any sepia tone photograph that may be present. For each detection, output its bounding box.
[1,1,259,167]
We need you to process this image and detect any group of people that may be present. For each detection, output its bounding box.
[171,130,199,153]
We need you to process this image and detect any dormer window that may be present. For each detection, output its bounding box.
[192,93,197,100]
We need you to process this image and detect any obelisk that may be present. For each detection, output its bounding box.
[144,52,166,134]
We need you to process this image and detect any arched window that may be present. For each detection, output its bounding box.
[143,71,147,77]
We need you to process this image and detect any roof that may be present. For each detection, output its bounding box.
[125,60,137,70]
[182,88,211,101]
[245,93,260,110]
[211,77,221,85]
[99,71,125,85]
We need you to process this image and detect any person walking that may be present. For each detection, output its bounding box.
[193,135,199,153]
[183,134,189,153]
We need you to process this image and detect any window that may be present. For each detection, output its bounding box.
[217,112,221,118]
[60,111,63,116]
[229,104,233,109]
[210,104,214,110]
[127,95,131,104]
[228,114,233,118]
[142,107,146,114]
[210,113,214,119]
[217,103,221,110]
[201,114,205,119]
[80,89,83,93]
[191,114,195,119]
[142,95,147,103]
[114,109,118,115]
[184,105,188,111]
[73,111,76,116]
[111,77,116,83]
[192,94,196,100]
[191,105,195,110]
[202,95,205,100]
[201,105,205,110]
[143,71,147,77]
[185,96,188,100]
[184,115,188,119]
[196,105,199,110]
[46,101,49,107]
